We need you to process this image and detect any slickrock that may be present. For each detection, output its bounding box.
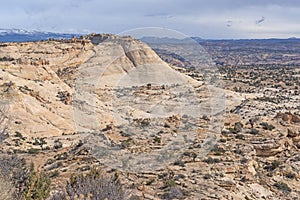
[0,34,299,199]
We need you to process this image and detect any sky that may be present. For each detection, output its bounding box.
[1,0,300,39]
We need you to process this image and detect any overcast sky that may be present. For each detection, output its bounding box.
[1,0,300,39]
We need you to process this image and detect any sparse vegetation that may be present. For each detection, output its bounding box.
[204,157,221,164]
[153,136,161,143]
[50,170,60,178]
[174,160,185,167]
[146,178,155,186]
[165,179,176,188]
[14,131,24,138]
[260,122,275,131]
[264,160,281,171]
[212,146,225,156]
[54,152,68,160]
[235,134,245,140]
[24,163,51,200]
[285,172,296,179]
[227,122,244,134]
[0,56,14,62]
[32,137,47,147]
[27,148,40,154]
[1,33,300,199]
[249,128,259,135]
[54,139,63,149]
[274,181,291,193]
[51,168,126,200]
[0,155,51,199]
[234,122,243,133]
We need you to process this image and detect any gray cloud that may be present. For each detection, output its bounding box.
[0,0,300,38]
[256,17,266,25]
[226,20,233,27]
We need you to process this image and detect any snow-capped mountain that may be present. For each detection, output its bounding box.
[0,28,42,35]
[0,28,81,42]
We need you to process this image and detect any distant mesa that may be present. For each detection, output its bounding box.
[0,28,81,42]
[140,36,203,44]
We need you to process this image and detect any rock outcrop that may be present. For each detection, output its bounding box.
[0,34,260,199]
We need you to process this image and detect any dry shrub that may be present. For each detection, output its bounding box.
[0,175,15,200]
[51,168,126,200]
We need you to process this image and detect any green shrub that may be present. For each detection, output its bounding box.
[166,179,176,188]
[219,138,227,143]
[212,146,225,156]
[146,178,155,186]
[260,122,275,131]
[24,163,51,200]
[50,170,60,178]
[250,128,259,135]
[264,160,280,171]
[235,134,245,140]
[27,148,39,154]
[153,136,161,143]
[14,131,24,139]
[54,139,63,149]
[286,172,296,179]
[234,122,243,133]
[274,182,291,193]
[204,157,221,164]
[32,138,47,146]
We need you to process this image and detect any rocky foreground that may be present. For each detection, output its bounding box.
[0,34,300,199]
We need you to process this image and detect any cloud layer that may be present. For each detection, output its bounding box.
[1,0,300,39]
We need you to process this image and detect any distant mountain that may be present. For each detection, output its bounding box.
[0,28,81,42]
[141,36,300,44]
[141,36,202,44]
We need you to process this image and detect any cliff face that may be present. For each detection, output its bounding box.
[0,40,84,138]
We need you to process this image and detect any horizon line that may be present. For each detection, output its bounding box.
[0,27,299,41]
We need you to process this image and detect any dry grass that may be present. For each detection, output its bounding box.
[0,175,15,200]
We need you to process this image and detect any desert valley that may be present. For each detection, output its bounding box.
[0,33,299,199]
